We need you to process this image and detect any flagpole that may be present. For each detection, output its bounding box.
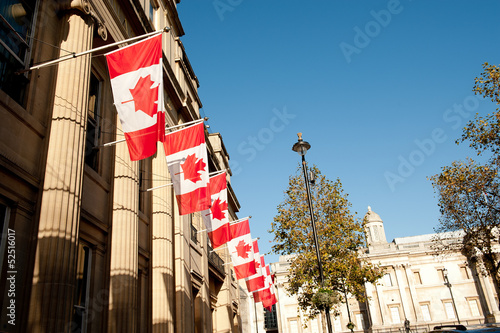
[16,27,170,74]
[165,117,207,133]
[230,216,252,225]
[100,117,208,149]
[210,245,228,252]
[145,168,221,192]
[145,182,173,192]
[208,169,227,177]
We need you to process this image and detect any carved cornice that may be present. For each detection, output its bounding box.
[61,0,108,40]
[86,0,108,40]
[69,0,92,15]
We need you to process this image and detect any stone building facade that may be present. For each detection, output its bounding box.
[272,207,500,333]
[0,0,245,332]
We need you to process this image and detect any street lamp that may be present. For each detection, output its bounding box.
[443,268,460,324]
[292,133,333,333]
[342,277,355,333]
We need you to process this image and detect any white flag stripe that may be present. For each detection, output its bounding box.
[205,182,228,231]
[245,243,262,281]
[166,143,209,194]
[228,232,255,266]
[110,63,164,132]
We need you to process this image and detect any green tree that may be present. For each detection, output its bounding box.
[429,63,500,296]
[270,165,382,321]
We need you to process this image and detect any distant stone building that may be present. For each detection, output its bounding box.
[272,207,500,332]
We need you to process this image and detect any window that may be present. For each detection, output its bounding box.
[390,306,401,324]
[264,305,278,330]
[72,243,92,332]
[85,72,102,171]
[0,0,37,104]
[289,319,299,333]
[334,316,342,332]
[468,298,481,317]
[188,215,197,244]
[141,0,157,25]
[355,312,365,330]
[413,271,422,285]
[384,273,393,287]
[372,226,379,241]
[444,301,456,319]
[437,268,446,283]
[138,160,147,213]
[420,303,431,322]
[310,318,319,332]
[148,2,155,23]
[460,266,470,280]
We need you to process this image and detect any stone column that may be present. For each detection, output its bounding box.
[174,209,194,333]
[28,9,93,333]
[404,265,422,322]
[152,148,175,332]
[395,264,412,320]
[479,272,500,322]
[108,122,139,332]
[365,282,382,327]
[375,280,389,325]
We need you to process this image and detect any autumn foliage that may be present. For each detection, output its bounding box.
[429,63,500,295]
[270,165,382,319]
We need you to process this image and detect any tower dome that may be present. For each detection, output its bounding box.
[364,206,383,224]
[363,206,387,245]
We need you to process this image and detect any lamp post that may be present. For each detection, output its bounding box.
[443,268,460,324]
[292,133,333,333]
[343,277,355,333]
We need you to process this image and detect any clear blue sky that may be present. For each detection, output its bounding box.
[177,1,500,263]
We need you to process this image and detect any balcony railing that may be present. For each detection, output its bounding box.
[207,244,225,276]
[191,224,198,244]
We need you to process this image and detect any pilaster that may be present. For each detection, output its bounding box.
[174,208,194,332]
[365,282,382,327]
[108,123,139,332]
[403,264,422,323]
[28,8,93,333]
[479,272,500,322]
[395,264,412,320]
[152,148,175,332]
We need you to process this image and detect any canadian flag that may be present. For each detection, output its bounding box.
[106,34,165,161]
[244,239,265,292]
[252,256,269,302]
[202,172,230,248]
[262,285,277,311]
[253,263,277,311]
[227,219,257,279]
[163,123,210,215]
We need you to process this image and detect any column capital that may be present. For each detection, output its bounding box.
[61,0,108,40]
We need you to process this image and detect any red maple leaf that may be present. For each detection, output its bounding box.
[210,198,228,221]
[127,74,158,117]
[235,240,252,259]
[181,154,206,183]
